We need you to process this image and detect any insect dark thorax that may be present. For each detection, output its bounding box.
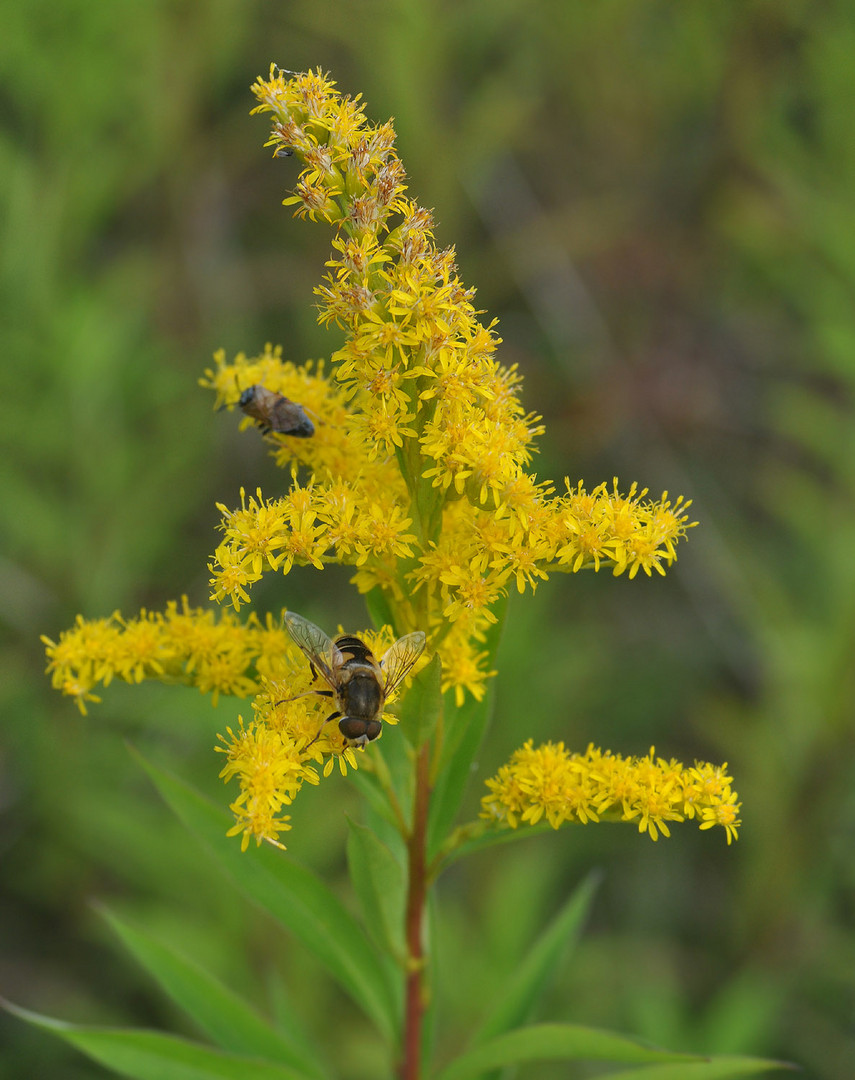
[341,671,384,719]
[283,613,425,749]
[330,635,383,724]
[334,635,375,665]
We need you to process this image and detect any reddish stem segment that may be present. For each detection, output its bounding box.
[401,743,431,1080]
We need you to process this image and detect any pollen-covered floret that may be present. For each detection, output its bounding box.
[42,600,285,713]
[218,719,318,851]
[481,741,740,843]
[216,621,425,849]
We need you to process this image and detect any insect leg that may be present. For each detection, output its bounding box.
[306,710,342,748]
[275,688,335,707]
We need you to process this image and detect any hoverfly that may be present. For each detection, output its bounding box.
[284,612,426,747]
[239,385,315,438]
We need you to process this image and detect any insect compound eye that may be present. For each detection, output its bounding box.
[238,388,254,406]
[339,716,369,742]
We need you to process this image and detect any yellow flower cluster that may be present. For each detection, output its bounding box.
[41,599,291,713]
[201,344,400,494]
[481,741,741,843]
[205,67,695,710]
[43,68,719,854]
[44,598,411,847]
[218,721,317,851]
[216,621,412,849]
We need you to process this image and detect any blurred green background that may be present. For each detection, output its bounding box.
[3,1,855,1077]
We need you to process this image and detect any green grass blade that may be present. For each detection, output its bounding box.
[133,751,400,1040]
[98,906,327,1079]
[2,999,312,1080]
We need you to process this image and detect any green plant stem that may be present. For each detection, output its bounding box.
[401,742,430,1080]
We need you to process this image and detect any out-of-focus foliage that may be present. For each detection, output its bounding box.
[2,1,854,1078]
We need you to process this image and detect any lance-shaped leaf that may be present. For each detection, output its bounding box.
[345,760,402,832]
[1,999,313,1080]
[371,716,414,832]
[435,820,553,873]
[426,595,507,863]
[98,905,327,1079]
[471,870,601,1047]
[435,1023,701,1080]
[133,751,400,1040]
[592,1060,794,1079]
[364,586,398,635]
[398,652,442,749]
[346,819,406,961]
[426,684,494,865]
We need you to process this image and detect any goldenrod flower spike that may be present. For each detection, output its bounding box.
[37,66,749,1080]
[44,67,727,856]
[218,719,318,851]
[42,600,271,713]
[204,69,696,717]
[480,742,741,844]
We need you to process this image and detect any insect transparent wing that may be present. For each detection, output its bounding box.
[284,612,340,687]
[379,632,427,696]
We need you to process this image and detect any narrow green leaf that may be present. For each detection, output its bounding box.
[398,652,442,748]
[2,999,310,1080]
[426,685,495,863]
[98,906,327,1079]
[415,472,445,547]
[132,752,400,1040]
[434,1023,701,1080]
[595,1059,796,1079]
[345,762,401,831]
[364,586,398,634]
[473,871,601,1046]
[264,977,326,1079]
[371,719,414,831]
[358,779,409,864]
[427,594,507,862]
[346,819,406,960]
[437,820,554,872]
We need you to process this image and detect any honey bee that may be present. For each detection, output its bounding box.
[239,385,314,438]
[284,612,426,747]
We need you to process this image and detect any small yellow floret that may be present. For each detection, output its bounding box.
[481,741,740,843]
